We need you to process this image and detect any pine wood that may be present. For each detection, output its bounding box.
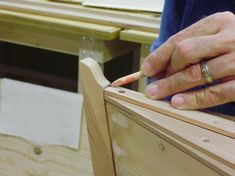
[0,116,94,176]
[106,103,225,176]
[120,29,158,45]
[0,0,160,32]
[0,10,120,41]
[0,78,83,149]
[81,58,235,176]
[105,87,235,139]
[106,96,235,175]
[79,58,116,176]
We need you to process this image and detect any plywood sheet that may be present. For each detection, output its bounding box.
[83,0,164,12]
[0,79,83,148]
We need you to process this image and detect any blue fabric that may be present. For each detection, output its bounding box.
[150,0,235,115]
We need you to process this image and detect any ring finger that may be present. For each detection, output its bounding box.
[145,53,235,99]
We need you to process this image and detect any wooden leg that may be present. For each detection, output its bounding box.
[80,58,116,176]
[138,44,150,92]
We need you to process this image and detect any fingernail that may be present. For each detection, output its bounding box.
[146,84,159,98]
[172,95,185,108]
[142,60,152,75]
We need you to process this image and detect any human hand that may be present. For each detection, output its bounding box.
[142,12,235,109]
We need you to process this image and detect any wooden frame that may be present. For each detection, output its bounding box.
[80,58,235,176]
[0,0,161,33]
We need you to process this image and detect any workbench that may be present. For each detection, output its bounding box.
[0,0,160,175]
[0,0,160,89]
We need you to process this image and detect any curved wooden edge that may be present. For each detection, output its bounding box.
[79,58,116,176]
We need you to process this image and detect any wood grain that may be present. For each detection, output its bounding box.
[120,29,158,45]
[80,58,116,176]
[107,103,224,176]
[0,9,120,40]
[0,0,160,32]
[105,87,235,139]
[106,97,235,175]
[0,116,94,176]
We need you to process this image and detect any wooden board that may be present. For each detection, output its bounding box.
[120,29,158,45]
[0,0,160,32]
[106,103,225,176]
[80,58,116,176]
[0,78,83,149]
[106,97,235,175]
[83,0,164,13]
[105,87,235,139]
[0,115,94,176]
[0,9,120,41]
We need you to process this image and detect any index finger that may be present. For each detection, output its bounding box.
[142,12,222,77]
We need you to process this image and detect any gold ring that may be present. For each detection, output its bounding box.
[201,61,214,84]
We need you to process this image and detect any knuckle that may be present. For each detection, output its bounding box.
[213,11,235,24]
[150,51,166,66]
[169,31,187,45]
[206,87,223,105]
[207,85,234,104]
[221,11,235,20]
[227,82,235,101]
[192,93,204,107]
[175,41,191,60]
[159,78,177,97]
[184,64,202,82]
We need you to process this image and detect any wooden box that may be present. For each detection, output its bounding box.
[80,58,235,176]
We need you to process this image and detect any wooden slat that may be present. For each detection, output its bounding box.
[120,29,158,45]
[0,21,81,55]
[0,0,160,32]
[107,103,224,176]
[105,87,235,139]
[106,97,235,175]
[0,10,120,41]
[80,58,116,176]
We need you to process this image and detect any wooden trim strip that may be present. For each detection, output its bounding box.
[105,87,235,139]
[0,0,160,32]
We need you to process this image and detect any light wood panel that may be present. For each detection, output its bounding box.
[106,96,235,175]
[0,10,120,41]
[0,116,94,176]
[0,0,160,32]
[105,87,235,139]
[80,58,116,176]
[106,103,223,176]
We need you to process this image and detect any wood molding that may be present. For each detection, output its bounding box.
[105,87,235,139]
[0,0,160,32]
